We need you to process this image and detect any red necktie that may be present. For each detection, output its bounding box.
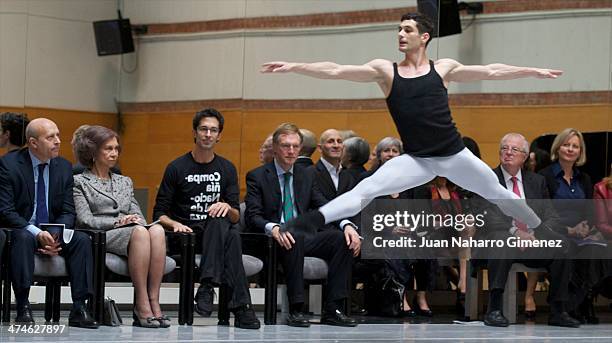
[511,176,528,232]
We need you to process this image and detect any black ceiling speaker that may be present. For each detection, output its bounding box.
[93,11,134,56]
[417,0,462,37]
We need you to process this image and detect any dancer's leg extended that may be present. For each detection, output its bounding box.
[319,154,435,224]
[436,148,541,228]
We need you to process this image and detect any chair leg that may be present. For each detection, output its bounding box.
[178,233,195,326]
[52,282,61,322]
[217,285,230,326]
[2,278,11,323]
[2,233,12,323]
[465,264,480,321]
[308,285,322,315]
[186,234,195,325]
[278,285,288,314]
[503,270,517,324]
[93,231,106,323]
[264,239,277,325]
[44,283,54,322]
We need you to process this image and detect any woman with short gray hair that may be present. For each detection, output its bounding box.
[341,136,370,180]
[73,125,169,328]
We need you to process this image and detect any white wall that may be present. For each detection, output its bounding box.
[2,1,610,111]
[124,0,414,24]
[119,9,612,103]
[0,0,120,112]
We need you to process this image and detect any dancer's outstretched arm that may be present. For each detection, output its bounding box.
[261,59,390,83]
[437,58,563,83]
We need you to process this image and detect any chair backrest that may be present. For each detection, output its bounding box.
[133,188,149,217]
[238,202,247,232]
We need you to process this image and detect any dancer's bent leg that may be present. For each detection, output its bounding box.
[319,154,435,224]
[435,148,541,228]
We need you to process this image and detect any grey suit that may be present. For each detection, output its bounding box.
[73,169,144,256]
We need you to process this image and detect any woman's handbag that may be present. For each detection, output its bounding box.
[365,273,405,317]
[103,296,123,326]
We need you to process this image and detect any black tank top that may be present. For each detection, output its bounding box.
[385,60,465,157]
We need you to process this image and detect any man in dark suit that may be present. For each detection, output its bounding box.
[480,133,579,328]
[0,118,98,328]
[245,123,360,327]
[293,128,316,170]
[314,129,356,201]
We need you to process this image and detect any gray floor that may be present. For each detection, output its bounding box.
[1,311,612,342]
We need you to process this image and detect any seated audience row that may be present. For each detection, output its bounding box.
[0,109,610,331]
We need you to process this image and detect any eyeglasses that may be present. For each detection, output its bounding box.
[197,126,219,134]
[500,146,526,154]
[279,143,300,151]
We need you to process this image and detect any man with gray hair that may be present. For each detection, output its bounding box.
[479,132,578,328]
[295,128,316,169]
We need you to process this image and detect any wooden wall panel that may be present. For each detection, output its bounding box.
[3,104,610,220]
[0,106,116,163]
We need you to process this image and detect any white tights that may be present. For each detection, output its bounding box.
[319,148,542,228]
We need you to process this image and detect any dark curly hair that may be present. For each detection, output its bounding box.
[193,108,224,133]
[0,112,30,147]
[75,125,121,168]
[400,12,434,47]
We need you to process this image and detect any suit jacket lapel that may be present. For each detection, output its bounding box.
[264,163,282,220]
[338,170,351,193]
[493,166,505,186]
[293,167,305,214]
[48,158,56,206]
[81,169,117,201]
[496,165,536,199]
[522,172,537,199]
[316,160,335,195]
[18,150,35,204]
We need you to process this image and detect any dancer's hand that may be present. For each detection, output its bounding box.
[344,225,361,257]
[533,68,563,79]
[272,226,295,250]
[261,62,295,73]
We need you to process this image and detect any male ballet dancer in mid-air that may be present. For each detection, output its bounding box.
[261,12,562,238]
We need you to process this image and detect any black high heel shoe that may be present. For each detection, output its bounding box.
[455,292,466,316]
[401,308,417,318]
[133,310,160,328]
[413,296,433,317]
[524,310,537,321]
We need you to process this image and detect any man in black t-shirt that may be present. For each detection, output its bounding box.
[153,108,260,330]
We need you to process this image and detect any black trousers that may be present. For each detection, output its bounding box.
[10,229,93,303]
[279,229,353,305]
[191,217,251,309]
[386,259,438,292]
[486,231,570,307]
